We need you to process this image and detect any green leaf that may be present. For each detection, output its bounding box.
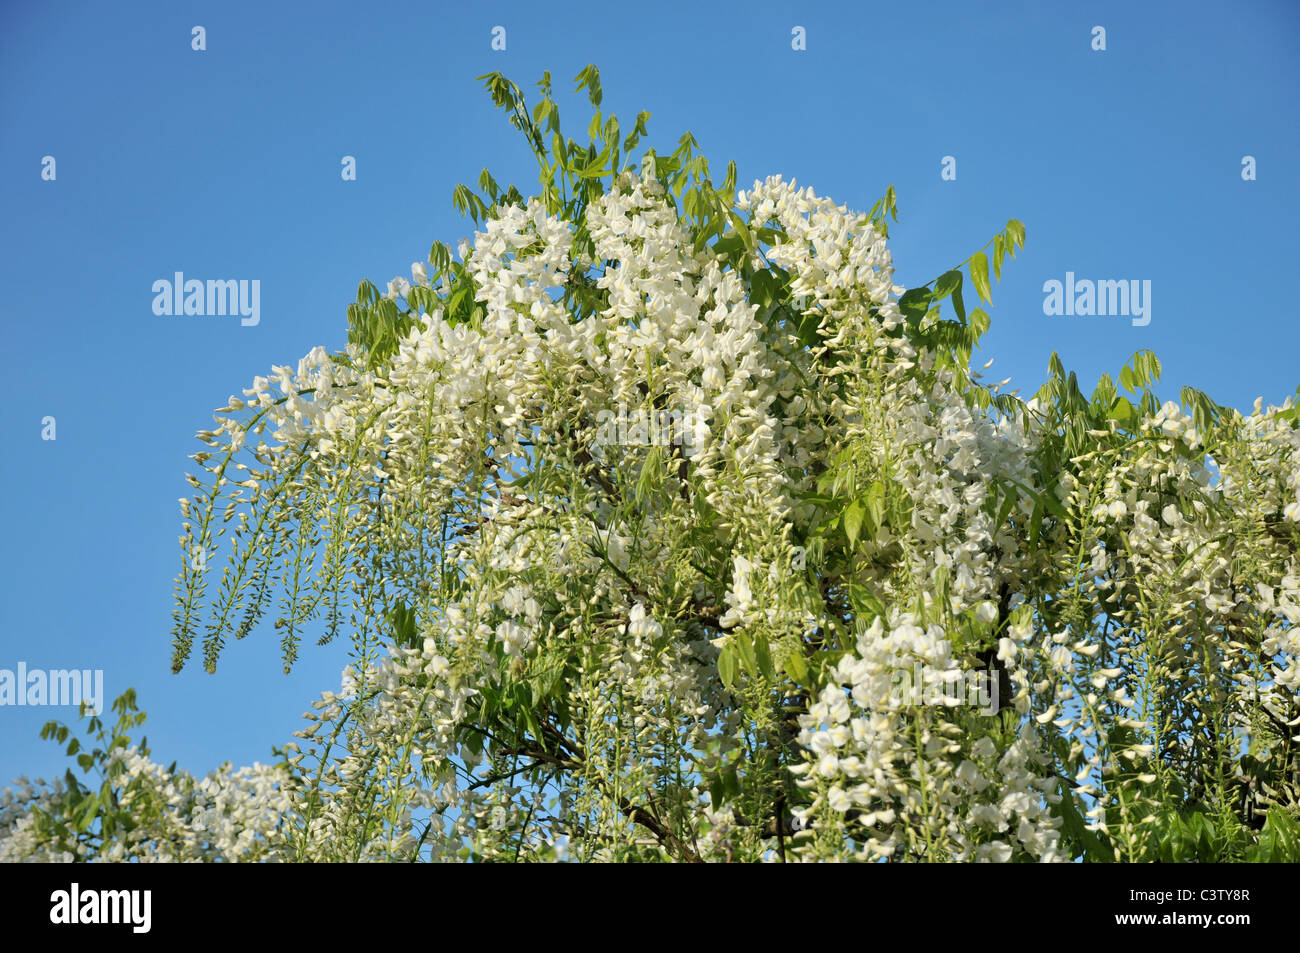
[634,445,662,504]
[1258,810,1300,861]
[1109,395,1136,427]
[718,643,738,689]
[1186,811,1216,859]
[865,480,886,534]
[1054,780,1107,861]
[736,631,758,676]
[711,233,746,260]
[844,500,865,550]
[1003,477,1067,522]
[1028,497,1044,546]
[795,309,822,349]
[749,269,780,310]
[1006,219,1026,250]
[994,484,1019,532]
[950,281,966,323]
[573,64,602,107]
[727,211,755,252]
[1145,350,1162,382]
[932,269,962,301]
[969,252,992,304]
[784,649,810,687]
[754,634,774,680]
[722,764,741,799]
[852,587,887,624]
[73,792,100,833]
[387,601,418,649]
[932,565,950,603]
[898,288,933,326]
[1118,365,1136,394]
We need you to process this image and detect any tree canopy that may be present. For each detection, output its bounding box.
[4,66,1299,863]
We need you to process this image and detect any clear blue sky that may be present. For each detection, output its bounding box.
[1,0,1297,786]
